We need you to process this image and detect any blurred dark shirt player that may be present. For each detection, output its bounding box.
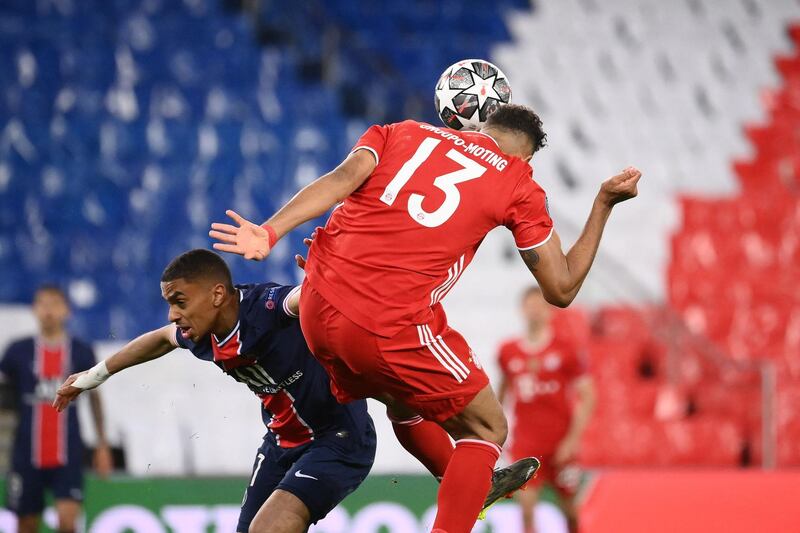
[0,285,112,533]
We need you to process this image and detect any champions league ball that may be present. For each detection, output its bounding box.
[434,59,512,131]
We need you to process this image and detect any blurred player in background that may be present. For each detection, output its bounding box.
[54,250,376,533]
[497,286,596,533]
[209,104,642,533]
[0,285,112,533]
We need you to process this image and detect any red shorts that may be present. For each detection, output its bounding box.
[299,280,489,422]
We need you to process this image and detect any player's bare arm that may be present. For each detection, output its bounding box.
[53,324,179,412]
[210,150,376,261]
[520,167,642,307]
[88,389,114,477]
[554,375,596,464]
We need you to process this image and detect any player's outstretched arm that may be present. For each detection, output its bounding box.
[210,150,376,261]
[52,324,179,412]
[520,167,642,307]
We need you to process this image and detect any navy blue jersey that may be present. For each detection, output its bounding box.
[175,283,370,448]
[0,337,95,469]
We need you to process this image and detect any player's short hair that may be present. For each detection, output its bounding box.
[33,284,68,305]
[484,104,547,154]
[521,285,543,303]
[161,249,235,292]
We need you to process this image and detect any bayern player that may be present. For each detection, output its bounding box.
[497,286,596,533]
[53,250,377,533]
[210,104,642,533]
[0,285,112,533]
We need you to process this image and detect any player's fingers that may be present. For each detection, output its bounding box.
[210,222,239,234]
[295,254,306,269]
[208,230,238,244]
[213,243,244,255]
[303,238,312,246]
[225,209,246,225]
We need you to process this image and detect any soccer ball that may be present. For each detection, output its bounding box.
[434,59,512,131]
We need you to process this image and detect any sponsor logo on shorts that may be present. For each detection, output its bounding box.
[294,470,318,480]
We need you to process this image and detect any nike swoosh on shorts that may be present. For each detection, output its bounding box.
[294,470,318,480]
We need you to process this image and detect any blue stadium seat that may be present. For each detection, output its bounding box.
[0,0,519,339]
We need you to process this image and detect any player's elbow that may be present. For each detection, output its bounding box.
[542,290,574,308]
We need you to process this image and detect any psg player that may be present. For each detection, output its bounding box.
[1,285,112,533]
[53,250,376,533]
[497,286,596,533]
[210,104,642,532]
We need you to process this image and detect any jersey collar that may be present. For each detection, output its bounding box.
[471,130,500,148]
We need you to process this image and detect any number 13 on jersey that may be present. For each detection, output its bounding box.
[379,137,487,228]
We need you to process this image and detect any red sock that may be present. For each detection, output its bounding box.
[432,439,501,533]
[391,415,454,479]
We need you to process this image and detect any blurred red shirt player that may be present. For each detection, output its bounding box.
[497,286,595,533]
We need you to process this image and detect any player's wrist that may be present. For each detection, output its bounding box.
[594,190,616,209]
[72,360,110,390]
[260,223,279,248]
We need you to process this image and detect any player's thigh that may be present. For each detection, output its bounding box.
[249,489,310,533]
[274,431,375,526]
[377,320,493,425]
[50,463,84,507]
[6,467,45,519]
[438,383,507,445]
[53,499,81,531]
[237,441,291,533]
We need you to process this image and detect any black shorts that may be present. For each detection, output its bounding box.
[237,420,376,531]
[5,461,83,516]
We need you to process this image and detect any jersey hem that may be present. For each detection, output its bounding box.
[517,227,554,250]
[351,146,379,165]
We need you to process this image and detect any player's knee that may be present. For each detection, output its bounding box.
[489,414,508,447]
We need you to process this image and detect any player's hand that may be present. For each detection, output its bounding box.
[53,373,85,412]
[553,435,580,465]
[209,210,271,261]
[598,166,642,207]
[93,443,114,478]
[294,226,323,270]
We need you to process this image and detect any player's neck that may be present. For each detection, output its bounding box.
[212,293,240,340]
[39,329,66,344]
[525,323,552,347]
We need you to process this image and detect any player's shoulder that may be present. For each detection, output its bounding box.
[237,282,297,321]
[498,337,523,355]
[70,337,94,354]
[3,337,33,356]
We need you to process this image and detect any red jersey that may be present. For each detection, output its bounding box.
[304,120,553,337]
[498,330,587,452]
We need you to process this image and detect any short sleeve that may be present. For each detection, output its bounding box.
[351,124,389,165]
[254,284,301,330]
[505,169,554,250]
[565,344,590,381]
[497,343,512,376]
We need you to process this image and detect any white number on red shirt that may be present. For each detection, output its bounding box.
[379,138,487,227]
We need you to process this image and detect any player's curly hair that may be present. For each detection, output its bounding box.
[161,249,235,292]
[484,104,547,154]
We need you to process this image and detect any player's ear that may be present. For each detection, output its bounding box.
[211,283,226,307]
